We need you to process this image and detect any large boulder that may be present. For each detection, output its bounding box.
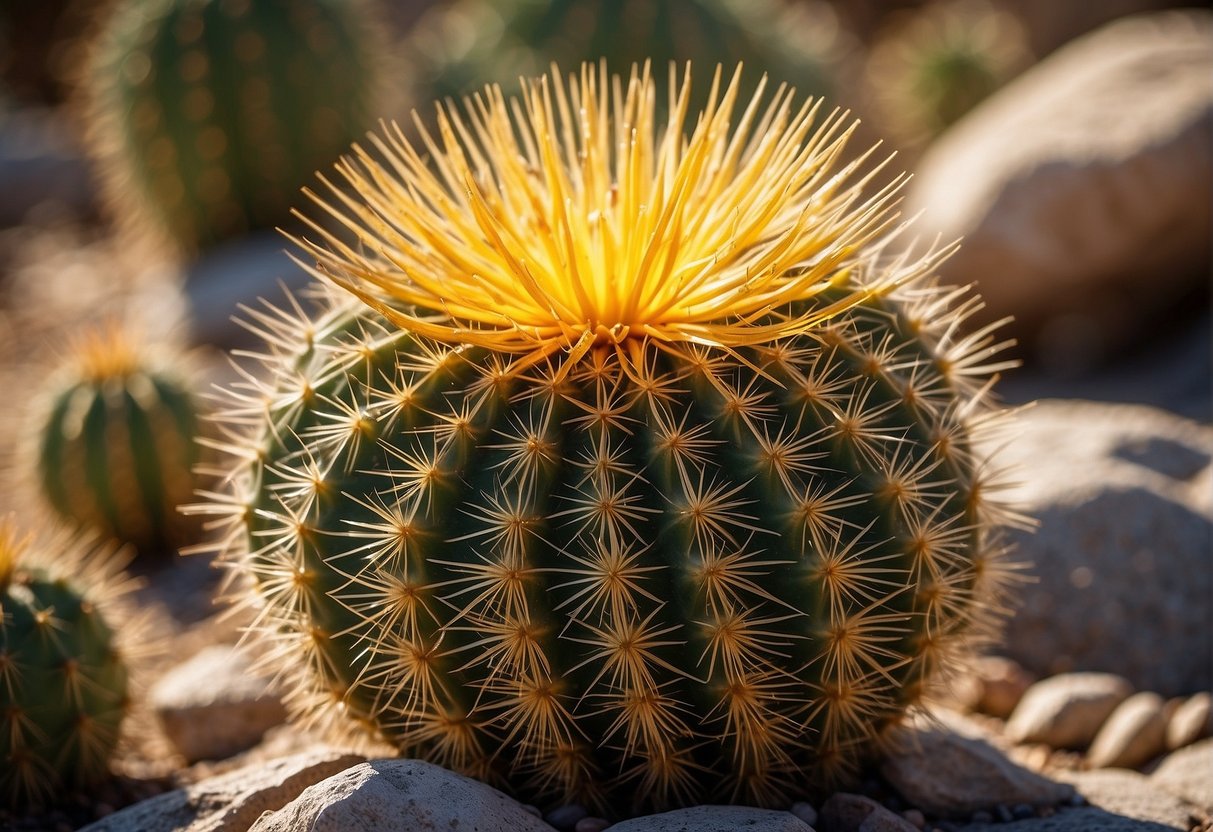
[907,11,1212,371]
[981,400,1212,695]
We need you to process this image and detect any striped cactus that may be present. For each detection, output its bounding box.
[86,0,383,252]
[411,0,844,109]
[195,65,1020,813]
[0,521,131,807]
[35,328,198,553]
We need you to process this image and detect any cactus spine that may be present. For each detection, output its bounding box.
[196,65,1019,813]
[35,327,199,553]
[86,0,382,251]
[0,521,131,806]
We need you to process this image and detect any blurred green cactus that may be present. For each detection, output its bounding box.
[35,326,199,553]
[410,0,848,108]
[864,0,1030,147]
[86,0,383,252]
[0,521,131,806]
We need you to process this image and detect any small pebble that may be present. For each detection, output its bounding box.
[546,804,589,830]
[1066,792,1087,807]
[995,804,1014,822]
[1011,804,1035,820]
[575,818,611,832]
[791,801,817,826]
[902,808,926,828]
[970,810,993,823]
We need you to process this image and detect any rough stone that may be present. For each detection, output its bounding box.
[248,759,556,832]
[79,748,364,832]
[978,401,1213,695]
[819,793,916,832]
[880,710,1075,818]
[606,805,813,832]
[907,10,1213,370]
[1056,769,1199,830]
[1086,692,1168,769]
[1151,738,1213,812]
[791,801,818,827]
[546,804,589,830]
[150,644,288,763]
[957,806,1183,832]
[955,656,1037,719]
[1006,672,1134,749]
[1166,692,1213,750]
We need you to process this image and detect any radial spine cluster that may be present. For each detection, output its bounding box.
[195,64,1020,813]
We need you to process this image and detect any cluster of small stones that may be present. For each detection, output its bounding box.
[981,666,1212,773]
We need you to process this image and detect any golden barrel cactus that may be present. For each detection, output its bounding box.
[194,64,1021,813]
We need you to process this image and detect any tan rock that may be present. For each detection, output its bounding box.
[249,759,557,832]
[80,748,365,832]
[1151,738,1213,812]
[1166,692,1213,750]
[969,656,1036,719]
[907,10,1213,369]
[1057,768,1199,830]
[150,644,288,763]
[1006,673,1133,749]
[1086,691,1167,769]
[880,710,1075,818]
[977,401,1213,696]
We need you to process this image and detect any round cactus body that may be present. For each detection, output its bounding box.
[0,524,130,806]
[87,0,382,251]
[35,329,198,553]
[199,66,1017,813]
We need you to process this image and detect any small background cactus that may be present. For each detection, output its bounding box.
[0,519,134,806]
[409,0,850,110]
[863,0,1030,149]
[32,325,200,554]
[83,0,386,253]
[195,65,1020,814]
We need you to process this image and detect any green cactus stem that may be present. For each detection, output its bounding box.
[192,64,1022,814]
[35,326,199,553]
[86,0,383,252]
[0,521,131,807]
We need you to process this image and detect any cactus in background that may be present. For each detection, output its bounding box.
[0,520,132,806]
[35,326,199,553]
[410,0,847,109]
[193,65,1020,813]
[864,0,1030,148]
[86,0,383,252]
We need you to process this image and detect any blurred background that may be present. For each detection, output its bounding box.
[1,0,1207,419]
